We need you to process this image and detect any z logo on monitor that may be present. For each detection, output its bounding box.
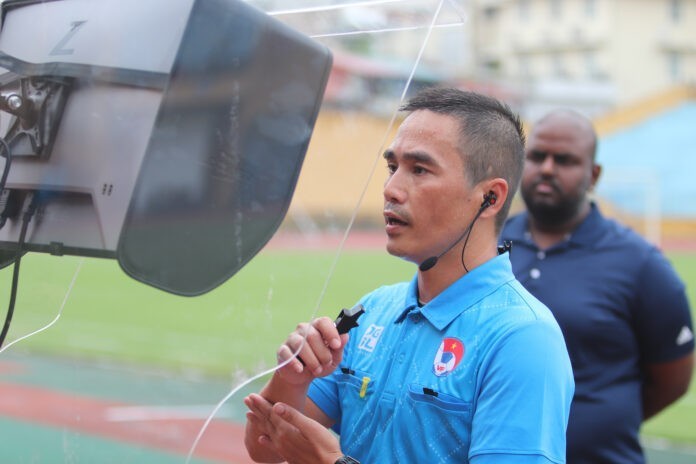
[51,20,87,56]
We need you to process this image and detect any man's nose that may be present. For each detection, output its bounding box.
[539,154,556,174]
[383,171,406,203]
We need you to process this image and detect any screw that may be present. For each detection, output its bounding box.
[6,94,23,110]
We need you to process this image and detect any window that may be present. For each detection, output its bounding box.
[552,53,566,77]
[550,0,562,18]
[584,51,597,78]
[518,55,531,78]
[585,0,596,17]
[669,0,682,22]
[518,0,531,20]
[483,6,499,20]
[668,51,682,81]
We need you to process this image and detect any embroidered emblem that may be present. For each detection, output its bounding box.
[433,337,464,377]
[358,324,384,352]
[676,326,694,346]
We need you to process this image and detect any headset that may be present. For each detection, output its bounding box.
[419,191,497,272]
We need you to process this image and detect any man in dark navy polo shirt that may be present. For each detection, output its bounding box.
[501,109,695,463]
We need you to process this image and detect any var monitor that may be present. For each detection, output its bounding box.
[0,0,332,296]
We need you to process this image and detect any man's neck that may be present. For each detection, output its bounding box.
[417,237,498,304]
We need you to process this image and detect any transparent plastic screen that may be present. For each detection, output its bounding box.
[0,1,469,462]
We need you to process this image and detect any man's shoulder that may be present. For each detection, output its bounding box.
[501,212,526,237]
[594,215,662,259]
[504,278,557,321]
[477,276,561,332]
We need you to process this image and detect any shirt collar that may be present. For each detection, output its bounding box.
[395,277,420,323]
[501,202,604,250]
[396,254,516,331]
[565,202,604,247]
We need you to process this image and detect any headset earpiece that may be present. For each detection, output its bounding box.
[481,191,497,209]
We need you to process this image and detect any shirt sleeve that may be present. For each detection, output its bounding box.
[634,248,694,363]
[469,321,574,464]
[308,369,342,432]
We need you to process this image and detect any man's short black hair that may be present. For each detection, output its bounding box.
[400,87,525,232]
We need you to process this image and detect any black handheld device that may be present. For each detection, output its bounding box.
[335,304,365,334]
[296,304,364,366]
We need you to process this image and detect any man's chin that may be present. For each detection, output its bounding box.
[526,201,578,224]
[385,241,402,257]
[385,242,417,262]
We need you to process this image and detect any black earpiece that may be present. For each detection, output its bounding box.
[481,191,497,209]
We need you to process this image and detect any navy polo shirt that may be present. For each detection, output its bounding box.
[501,203,694,464]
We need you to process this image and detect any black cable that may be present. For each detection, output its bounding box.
[0,192,39,349]
[0,136,11,190]
[459,204,487,273]
[0,136,13,230]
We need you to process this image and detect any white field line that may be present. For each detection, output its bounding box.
[104,404,234,422]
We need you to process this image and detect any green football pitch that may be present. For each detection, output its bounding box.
[1,247,695,449]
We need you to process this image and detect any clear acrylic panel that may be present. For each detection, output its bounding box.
[0,1,469,462]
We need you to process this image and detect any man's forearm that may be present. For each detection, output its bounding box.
[244,372,313,462]
[642,354,694,420]
[261,371,313,410]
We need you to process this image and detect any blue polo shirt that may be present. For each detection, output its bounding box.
[501,204,694,464]
[308,253,574,463]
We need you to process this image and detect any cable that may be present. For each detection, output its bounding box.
[185,1,449,462]
[0,136,13,230]
[0,136,12,189]
[0,257,82,355]
[459,204,487,273]
[0,192,39,349]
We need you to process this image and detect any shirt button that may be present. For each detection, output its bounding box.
[537,251,546,260]
[530,268,541,279]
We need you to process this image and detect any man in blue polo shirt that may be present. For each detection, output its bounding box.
[244,88,574,463]
[501,109,694,463]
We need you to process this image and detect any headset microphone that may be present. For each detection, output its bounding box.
[418,191,497,272]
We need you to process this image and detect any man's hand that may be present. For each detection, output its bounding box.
[276,316,349,386]
[245,394,343,464]
[244,311,357,462]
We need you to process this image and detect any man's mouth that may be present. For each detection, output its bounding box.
[534,180,557,195]
[385,216,408,226]
[384,208,409,227]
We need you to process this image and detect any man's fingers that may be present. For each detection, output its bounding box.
[313,316,343,349]
[279,319,341,376]
[246,411,267,432]
[268,402,322,438]
[276,343,308,373]
[244,394,274,420]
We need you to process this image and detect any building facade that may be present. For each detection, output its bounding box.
[472,0,696,118]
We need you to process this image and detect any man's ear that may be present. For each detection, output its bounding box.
[479,179,508,217]
[590,164,602,190]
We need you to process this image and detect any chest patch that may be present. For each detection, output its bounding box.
[433,337,464,376]
[358,324,384,352]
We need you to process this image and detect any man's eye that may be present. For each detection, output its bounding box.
[386,163,397,174]
[413,166,427,175]
[526,151,546,163]
[553,155,573,166]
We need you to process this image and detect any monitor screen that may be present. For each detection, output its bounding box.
[0,0,332,295]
